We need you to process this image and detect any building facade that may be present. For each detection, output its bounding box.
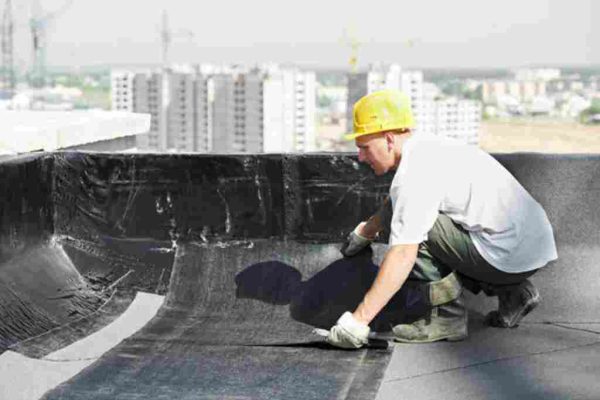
[419,99,482,145]
[111,65,315,153]
[112,69,211,152]
[482,80,547,104]
[263,68,316,153]
[211,72,263,153]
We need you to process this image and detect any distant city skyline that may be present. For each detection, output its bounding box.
[4,0,599,70]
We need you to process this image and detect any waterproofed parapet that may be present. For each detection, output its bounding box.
[0,151,599,350]
[0,153,54,263]
[51,152,389,243]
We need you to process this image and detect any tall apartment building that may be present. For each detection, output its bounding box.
[419,99,482,145]
[265,68,316,152]
[135,72,168,150]
[211,72,263,153]
[113,71,161,150]
[211,68,316,153]
[292,71,316,152]
[347,64,480,144]
[167,72,211,152]
[111,72,134,111]
[111,65,315,153]
[111,69,210,152]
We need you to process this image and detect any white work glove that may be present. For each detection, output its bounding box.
[326,312,370,349]
[340,222,374,257]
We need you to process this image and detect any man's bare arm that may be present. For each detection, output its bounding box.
[352,243,418,325]
[359,196,391,239]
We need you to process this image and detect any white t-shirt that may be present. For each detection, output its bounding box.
[388,135,557,273]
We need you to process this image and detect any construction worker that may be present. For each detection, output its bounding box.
[326,90,558,349]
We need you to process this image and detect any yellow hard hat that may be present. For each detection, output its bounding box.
[345,89,415,140]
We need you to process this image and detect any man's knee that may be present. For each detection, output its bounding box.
[426,214,454,245]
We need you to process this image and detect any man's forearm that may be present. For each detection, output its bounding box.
[361,196,391,239]
[352,244,418,325]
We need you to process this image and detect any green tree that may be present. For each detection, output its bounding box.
[580,99,600,124]
[318,94,333,108]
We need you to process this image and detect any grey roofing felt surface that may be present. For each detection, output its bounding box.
[376,241,600,400]
[377,318,600,400]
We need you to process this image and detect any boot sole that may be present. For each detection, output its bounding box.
[507,293,540,328]
[393,332,467,344]
[487,291,541,328]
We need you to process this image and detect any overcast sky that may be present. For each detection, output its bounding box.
[8,0,599,70]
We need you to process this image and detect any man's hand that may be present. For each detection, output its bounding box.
[340,197,390,257]
[326,312,370,349]
[340,222,374,257]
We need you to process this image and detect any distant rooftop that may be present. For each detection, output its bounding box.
[0,110,150,154]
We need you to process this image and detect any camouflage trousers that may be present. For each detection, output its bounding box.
[410,214,536,289]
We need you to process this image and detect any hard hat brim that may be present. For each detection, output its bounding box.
[343,130,383,141]
[344,125,413,141]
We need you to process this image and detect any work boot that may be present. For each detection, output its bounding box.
[485,279,540,328]
[392,297,468,343]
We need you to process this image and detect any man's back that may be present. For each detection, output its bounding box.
[389,135,557,273]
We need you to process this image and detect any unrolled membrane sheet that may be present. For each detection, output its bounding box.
[43,240,427,400]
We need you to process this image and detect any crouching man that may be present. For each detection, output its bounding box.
[327,90,557,348]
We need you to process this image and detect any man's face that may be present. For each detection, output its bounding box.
[355,133,393,176]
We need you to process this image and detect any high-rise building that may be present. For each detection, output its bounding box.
[195,75,212,153]
[265,68,316,152]
[419,99,482,145]
[167,72,211,152]
[111,69,210,152]
[111,70,164,150]
[211,68,316,153]
[135,72,167,151]
[111,71,134,111]
[111,65,315,153]
[211,72,263,153]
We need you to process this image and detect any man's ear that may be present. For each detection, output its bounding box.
[384,132,395,151]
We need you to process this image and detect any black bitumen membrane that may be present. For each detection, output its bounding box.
[0,152,401,399]
[1,151,599,399]
[43,241,400,399]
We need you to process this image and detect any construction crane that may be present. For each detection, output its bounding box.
[160,10,194,69]
[340,25,418,74]
[340,26,363,74]
[29,0,73,88]
[160,10,170,68]
[1,0,14,96]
